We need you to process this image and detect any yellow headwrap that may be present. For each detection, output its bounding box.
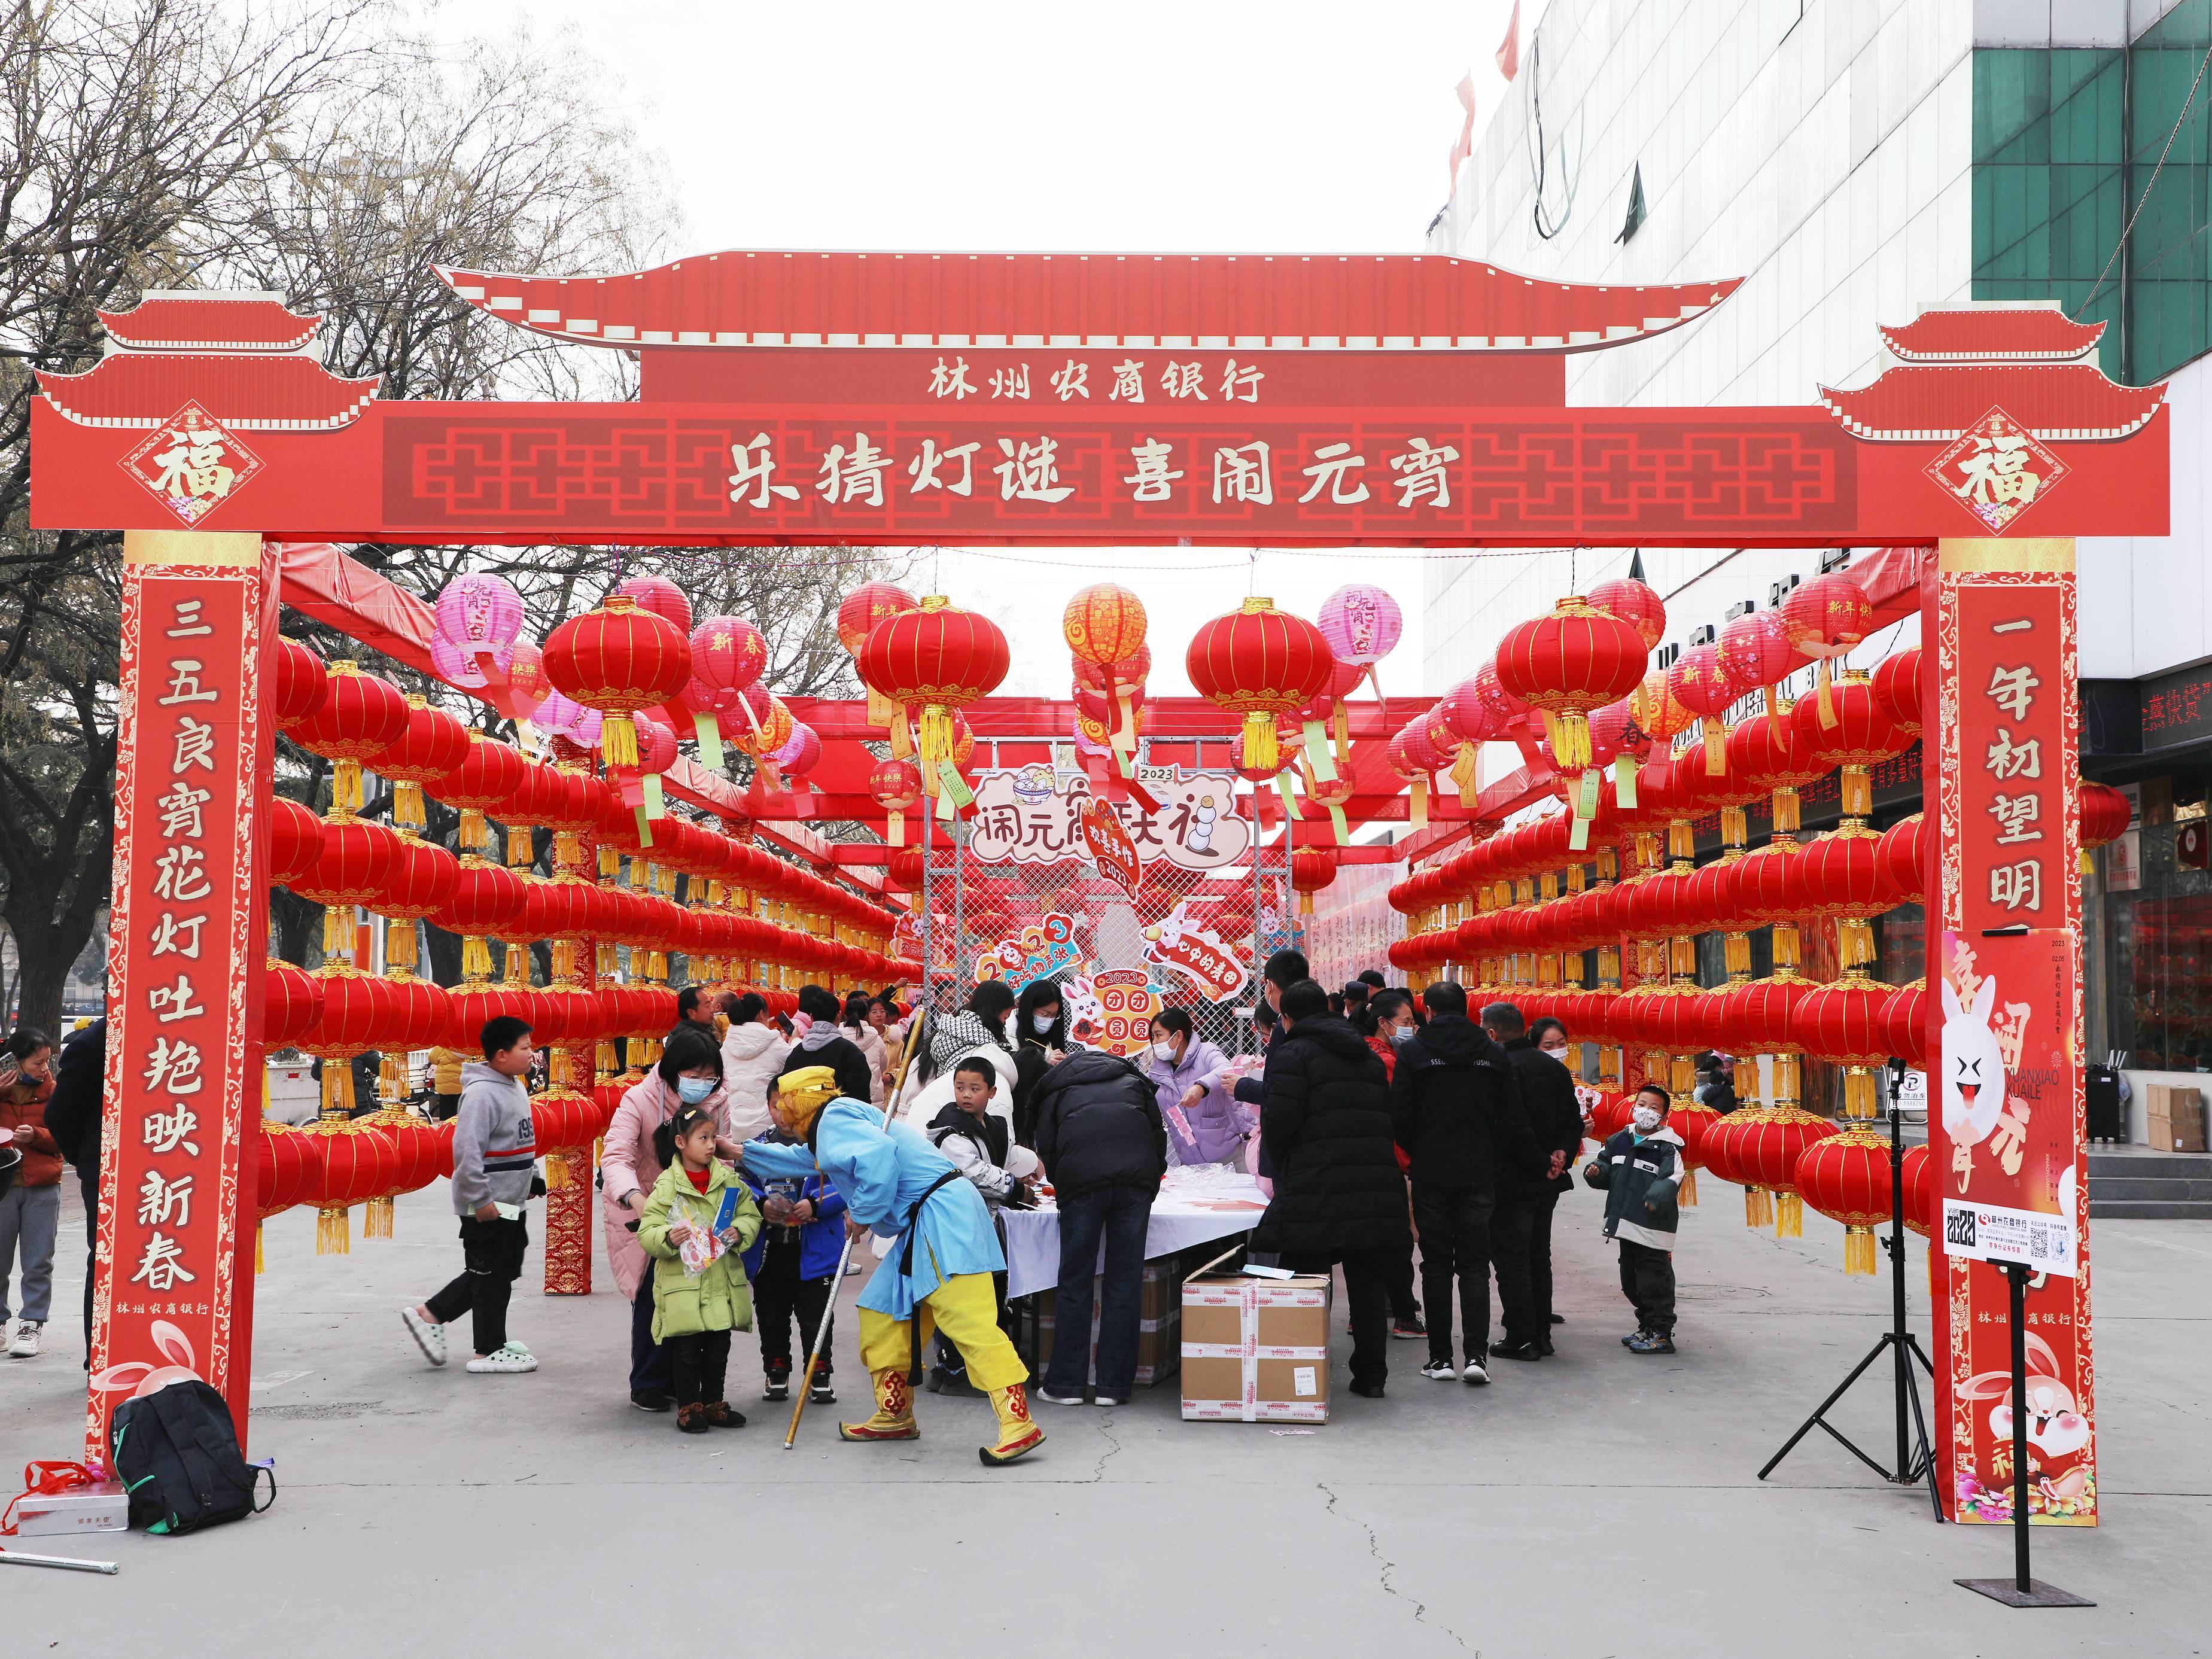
[777,1065,841,1134]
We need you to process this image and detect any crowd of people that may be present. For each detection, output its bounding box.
[1,950,1706,1459]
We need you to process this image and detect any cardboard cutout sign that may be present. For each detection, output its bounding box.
[1081,794,1142,897]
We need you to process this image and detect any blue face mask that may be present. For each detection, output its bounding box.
[1032,1013,1058,1035]
[677,1076,716,1106]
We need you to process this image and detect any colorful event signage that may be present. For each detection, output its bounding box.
[967,766,1248,871]
[1079,795,1143,897]
[1928,541,2093,1526]
[973,912,1084,989]
[91,532,276,1457]
[1144,903,1250,1003]
[1072,968,1163,1058]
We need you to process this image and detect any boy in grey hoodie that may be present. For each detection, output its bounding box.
[401,1017,540,1374]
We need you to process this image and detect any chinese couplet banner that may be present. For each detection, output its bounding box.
[90,533,276,1458]
[1928,539,2094,1524]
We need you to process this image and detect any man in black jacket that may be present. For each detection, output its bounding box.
[1389,982,1545,1386]
[41,1017,105,1365]
[778,984,875,1107]
[1482,1003,1584,1360]
[1031,1048,1167,1407]
[1252,981,1411,1397]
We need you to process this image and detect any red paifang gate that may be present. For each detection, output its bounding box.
[34,253,2167,1526]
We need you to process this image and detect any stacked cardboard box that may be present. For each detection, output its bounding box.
[2146,1083,2208,1152]
[1180,1259,1331,1424]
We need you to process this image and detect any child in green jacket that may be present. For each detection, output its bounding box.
[639,1107,764,1432]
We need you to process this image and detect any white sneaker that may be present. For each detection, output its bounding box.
[1035,1389,1087,1406]
[465,1342,538,1374]
[7,1321,41,1359]
[1461,1359,1490,1386]
[1419,1358,1458,1381]
[843,1261,863,1276]
[1093,1396,1124,1408]
[400,1306,447,1368]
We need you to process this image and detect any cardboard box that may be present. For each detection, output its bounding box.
[10,1480,127,1536]
[2149,1104,2208,1153]
[1180,1256,1331,1424]
[1027,1254,1187,1387]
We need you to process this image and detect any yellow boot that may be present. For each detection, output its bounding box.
[978,1383,1046,1467]
[838,1368,920,1442]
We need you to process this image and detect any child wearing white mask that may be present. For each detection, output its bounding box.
[1140,1009,1249,1165]
[1581,1083,1682,1355]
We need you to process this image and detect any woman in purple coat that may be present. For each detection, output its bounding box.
[1139,1009,1252,1167]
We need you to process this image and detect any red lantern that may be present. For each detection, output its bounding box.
[273,639,328,730]
[357,1104,445,1240]
[270,796,325,888]
[1871,647,1923,734]
[290,661,410,814]
[1879,812,1927,907]
[1796,824,1890,972]
[837,582,918,655]
[1289,851,1337,915]
[857,594,1009,784]
[426,729,530,856]
[1586,577,1666,649]
[531,1086,606,1189]
[298,1107,400,1255]
[1882,981,1929,1069]
[1701,1103,1841,1236]
[1663,643,1745,773]
[263,960,325,1049]
[1064,583,1148,665]
[1790,972,1893,1124]
[290,817,404,960]
[1791,669,1907,821]
[543,593,693,769]
[2080,782,2130,850]
[363,694,471,830]
[1794,1128,1892,1274]
[375,835,461,978]
[1185,597,1332,775]
[1494,598,1648,777]
[1900,1141,1933,1237]
[618,573,693,635]
[254,1118,321,1224]
[1781,573,1873,663]
[1730,697,1826,835]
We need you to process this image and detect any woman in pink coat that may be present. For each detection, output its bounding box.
[601,1026,744,1412]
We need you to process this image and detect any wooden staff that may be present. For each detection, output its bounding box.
[783,1010,927,1449]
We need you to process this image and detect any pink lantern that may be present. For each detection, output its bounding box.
[772,721,823,780]
[433,574,525,673]
[428,632,483,689]
[1317,583,1404,665]
[533,690,603,748]
[618,574,692,636]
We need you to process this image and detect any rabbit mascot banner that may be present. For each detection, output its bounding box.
[1927,539,2095,1526]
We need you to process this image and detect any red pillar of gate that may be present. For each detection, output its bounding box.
[1924,537,2095,1525]
[89,531,278,1460]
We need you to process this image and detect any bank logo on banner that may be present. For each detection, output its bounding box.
[121,402,264,526]
[1927,406,2068,534]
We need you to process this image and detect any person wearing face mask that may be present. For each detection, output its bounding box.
[1481,1004,1587,1360]
[1353,989,1428,1341]
[1010,978,1068,1147]
[1582,1083,1683,1354]
[1139,1009,1249,1166]
[603,1026,746,1411]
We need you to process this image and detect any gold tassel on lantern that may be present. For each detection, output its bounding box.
[394,780,425,830]
[255,1223,266,1274]
[364,1195,395,1239]
[1547,710,1592,771]
[1241,711,1279,775]
[321,907,354,964]
[332,757,364,815]
[462,935,494,979]
[507,826,534,869]
[1678,1166,1699,1207]
[1775,1189,1805,1238]
[544,1150,570,1191]
[1839,764,1873,821]
[1843,1225,1878,1276]
[603,712,641,768]
[1744,1186,1774,1229]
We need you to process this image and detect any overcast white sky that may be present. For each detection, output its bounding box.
[417,0,1529,699]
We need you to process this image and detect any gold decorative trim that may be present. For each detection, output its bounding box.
[123,530,261,568]
[1936,537,2074,574]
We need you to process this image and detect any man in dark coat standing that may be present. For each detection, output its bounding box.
[40,1016,105,1365]
[1482,1002,1584,1360]
[1252,980,1410,1398]
[1390,982,1545,1386]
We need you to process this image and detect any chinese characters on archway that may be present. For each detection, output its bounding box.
[93,570,258,1451]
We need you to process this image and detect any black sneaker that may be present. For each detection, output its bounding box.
[762,1363,790,1402]
[1489,1339,1544,1361]
[809,1378,836,1405]
[1349,1379,1386,1398]
[630,1387,673,1413]
[1418,1357,1458,1381]
[1537,1335,1556,1356]
[1548,1313,1566,1325]
[1390,1313,1428,1340]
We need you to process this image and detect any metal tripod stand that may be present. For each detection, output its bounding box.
[1758,1060,1942,1518]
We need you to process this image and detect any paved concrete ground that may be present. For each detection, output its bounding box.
[7,1180,2208,1657]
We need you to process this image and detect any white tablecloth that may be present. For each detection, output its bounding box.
[1000,1165,1270,1300]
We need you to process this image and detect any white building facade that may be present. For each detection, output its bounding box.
[1404,0,2212,1128]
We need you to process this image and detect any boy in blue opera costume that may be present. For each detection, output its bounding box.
[739,1066,1045,1466]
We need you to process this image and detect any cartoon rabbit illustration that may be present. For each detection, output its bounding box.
[1060,974,1104,1045]
[1960,1330,2092,1504]
[1942,973,2007,1167]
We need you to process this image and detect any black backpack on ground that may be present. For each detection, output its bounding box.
[108,1379,275,1535]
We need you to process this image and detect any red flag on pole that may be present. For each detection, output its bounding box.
[1448,73,1477,184]
[1496,0,1522,82]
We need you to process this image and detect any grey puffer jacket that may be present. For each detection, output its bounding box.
[450,1061,535,1217]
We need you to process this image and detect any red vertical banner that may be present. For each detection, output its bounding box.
[90,531,276,1460]
[1927,539,2094,1525]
